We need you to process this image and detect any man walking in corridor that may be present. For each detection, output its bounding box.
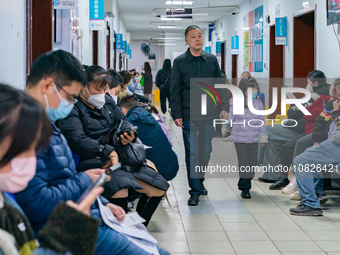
[170,25,229,206]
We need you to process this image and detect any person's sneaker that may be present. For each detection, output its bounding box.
[223,130,231,138]
[317,194,329,204]
[289,190,301,201]
[282,177,298,195]
[289,204,323,216]
[269,178,290,190]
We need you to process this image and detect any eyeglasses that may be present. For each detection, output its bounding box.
[54,83,78,104]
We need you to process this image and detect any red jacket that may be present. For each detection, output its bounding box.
[304,95,331,134]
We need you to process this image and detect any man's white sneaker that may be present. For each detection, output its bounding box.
[282,177,298,195]
[289,190,301,201]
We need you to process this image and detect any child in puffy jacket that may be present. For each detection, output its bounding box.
[230,77,265,199]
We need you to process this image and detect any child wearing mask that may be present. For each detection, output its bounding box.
[230,77,265,199]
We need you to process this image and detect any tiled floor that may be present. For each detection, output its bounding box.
[149,111,340,255]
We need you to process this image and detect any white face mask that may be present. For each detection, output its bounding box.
[85,87,106,109]
[0,157,37,193]
[306,84,313,92]
[108,90,118,104]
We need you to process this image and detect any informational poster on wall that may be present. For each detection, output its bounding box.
[216,41,222,56]
[89,0,105,30]
[243,5,263,72]
[231,36,239,55]
[116,34,124,53]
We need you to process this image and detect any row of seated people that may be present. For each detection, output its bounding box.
[257,70,340,216]
[1,49,179,254]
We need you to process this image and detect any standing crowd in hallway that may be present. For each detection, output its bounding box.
[1,24,340,255]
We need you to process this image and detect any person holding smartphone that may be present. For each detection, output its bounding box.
[14,51,169,255]
[0,84,102,255]
[58,65,168,227]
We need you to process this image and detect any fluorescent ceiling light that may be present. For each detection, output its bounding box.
[156,43,176,45]
[150,37,183,40]
[165,1,194,5]
[161,17,183,21]
[158,25,180,29]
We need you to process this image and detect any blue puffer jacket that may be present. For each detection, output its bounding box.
[126,106,179,181]
[14,124,93,232]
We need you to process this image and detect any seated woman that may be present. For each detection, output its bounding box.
[57,65,168,226]
[0,84,101,255]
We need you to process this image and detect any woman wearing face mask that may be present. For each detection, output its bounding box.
[0,84,103,255]
[58,66,168,226]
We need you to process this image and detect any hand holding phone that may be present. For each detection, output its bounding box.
[120,127,137,145]
[66,186,104,216]
[76,172,107,204]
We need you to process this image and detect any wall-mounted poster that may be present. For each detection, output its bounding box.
[243,5,263,72]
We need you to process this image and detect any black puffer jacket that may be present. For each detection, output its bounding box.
[57,94,125,164]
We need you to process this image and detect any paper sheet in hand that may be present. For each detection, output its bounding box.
[97,198,159,255]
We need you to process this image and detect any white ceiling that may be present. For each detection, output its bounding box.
[116,0,247,39]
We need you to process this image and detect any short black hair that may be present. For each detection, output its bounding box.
[85,65,109,90]
[307,70,327,84]
[108,69,124,89]
[119,70,132,85]
[27,50,86,88]
[185,25,202,38]
[0,84,52,167]
[120,94,138,110]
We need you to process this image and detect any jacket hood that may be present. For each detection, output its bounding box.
[126,106,157,127]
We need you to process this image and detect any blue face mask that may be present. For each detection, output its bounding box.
[45,83,74,122]
[252,91,258,99]
[134,77,140,81]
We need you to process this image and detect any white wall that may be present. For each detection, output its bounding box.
[164,42,187,63]
[209,0,340,106]
[216,0,340,81]
[129,40,160,80]
[0,0,26,90]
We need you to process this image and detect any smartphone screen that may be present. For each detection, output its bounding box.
[125,126,138,133]
[76,172,106,204]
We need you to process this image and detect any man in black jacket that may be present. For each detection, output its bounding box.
[170,25,229,206]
